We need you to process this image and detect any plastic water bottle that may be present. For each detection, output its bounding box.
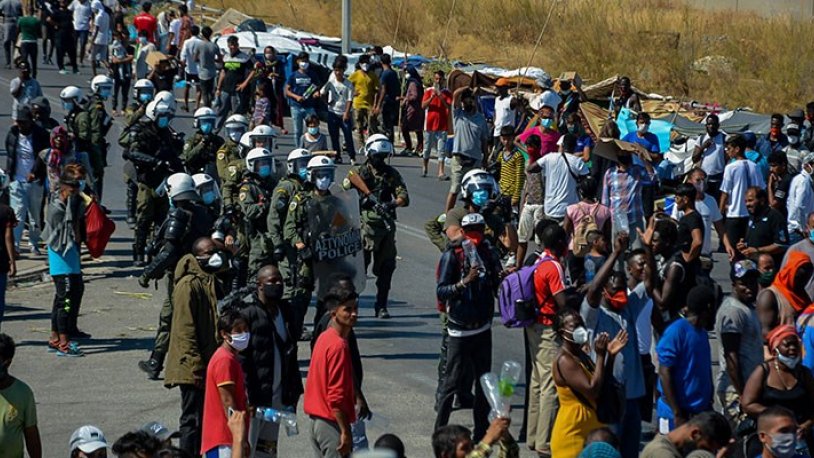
[613,210,629,236]
[255,407,299,436]
[584,257,596,283]
[461,239,485,277]
[498,360,522,397]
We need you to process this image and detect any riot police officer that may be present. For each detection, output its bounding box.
[122,79,156,228]
[60,86,86,158]
[344,134,409,318]
[267,148,311,337]
[182,107,223,178]
[137,172,216,379]
[192,173,221,217]
[216,114,249,208]
[238,147,277,277]
[121,97,183,266]
[126,78,156,126]
[80,75,115,199]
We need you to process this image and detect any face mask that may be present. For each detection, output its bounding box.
[540,118,553,129]
[637,123,649,134]
[264,53,274,61]
[298,61,309,70]
[200,121,214,134]
[789,135,800,145]
[157,117,170,128]
[759,270,776,287]
[99,89,112,99]
[202,252,223,271]
[360,63,369,72]
[568,125,579,135]
[262,283,284,301]
[138,93,152,103]
[63,101,74,111]
[77,179,86,190]
[307,127,319,135]
[258,165,272,178]
[202,190,217,205]
[770,126,781,138]
[692,180,705,194]
[564,326,589,345]
[767,432,797,458]
[776,349,801,369]
[315,176,332,191]
[603,289,628,311]
[298,169,308,180]
[471,189,489,208]
[228,332,250,351]
[228,131,243,142]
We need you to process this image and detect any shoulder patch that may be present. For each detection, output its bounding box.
[218,152,226,161]
[288,200,297,211]
[228,165,237,176]
[239,191,247,202]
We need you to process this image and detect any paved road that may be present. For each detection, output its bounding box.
[0,60,732,457]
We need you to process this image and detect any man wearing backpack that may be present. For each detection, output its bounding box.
[435,213,502,441]
[525,224,569,456]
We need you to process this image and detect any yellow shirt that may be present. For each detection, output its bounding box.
[348,70,380,111]
[0,378,37,458]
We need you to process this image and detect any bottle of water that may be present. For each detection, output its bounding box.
[461,238,485,277]
[255,407,299,436]
[584,257,596,283]
[498,360,522,397]
[613,210,630,236]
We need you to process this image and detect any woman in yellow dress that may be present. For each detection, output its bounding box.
[551,308,628,458]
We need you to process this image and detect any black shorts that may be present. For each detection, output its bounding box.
[184,72,199,84]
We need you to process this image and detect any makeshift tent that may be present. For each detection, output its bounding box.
[581,75,651,103]
[616,107,673,152]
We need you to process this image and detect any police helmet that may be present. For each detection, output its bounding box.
[90,75,114,95]
[307,155,336,183]
[460,168,498,199]
[192,173,221,205]
[192,107,217,128]
[133,79,156,103]
[286,148,311,176]
[364,134,394,157]
[245,147,275,174]
[166,173,199,201]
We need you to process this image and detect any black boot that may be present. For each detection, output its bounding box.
[138,352,164,380]
[375,290,391,319]
[132,243,145,267]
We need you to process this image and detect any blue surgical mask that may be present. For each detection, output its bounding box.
[809,229,814,243]
[228,131,243,142]
[307,127,319,135]
[77,179,86,190]
[200,121,214,134]
[298,169,308,180]
[63,101,74,111]
[139,93,152,103]
[540,118,553,129]
[99,89,112,99]
[202,190,217,205]
[471,189,489,207]
[315,176,332,191]
[258,165,272,178]
[157,117,170,128]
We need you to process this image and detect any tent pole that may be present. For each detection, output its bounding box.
[342,0,351,54]
[517,0,559,97]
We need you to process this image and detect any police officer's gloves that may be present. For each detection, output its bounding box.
[138,273,151,288]
[273,246,286,262]
[361,194,381,210]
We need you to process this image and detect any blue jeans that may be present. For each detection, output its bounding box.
[0,273,7,330]
[327,111,356,160]
[9,180,43,250]
[290,105,315,148]
[611,397,643,458]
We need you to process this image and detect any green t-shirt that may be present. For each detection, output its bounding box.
[0,378,37,458]
[16,16,40,42]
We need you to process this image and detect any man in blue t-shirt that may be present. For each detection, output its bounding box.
[656,285,717,433]
[284,51,319,148]
[622,111,661,221]
[376,54,400,142]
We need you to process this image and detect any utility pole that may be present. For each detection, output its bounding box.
[342,0,351,54]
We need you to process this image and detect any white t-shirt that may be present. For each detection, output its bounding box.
[180,35,200,74]
[672,193,723,256]
[697,132,726,176]
[537,152,589,218]
[787,172,814,235]
[720,159,765,218]
[14,134,35,182]
[492,95,515,137]
[322,77,354,116]
[69,0,92,31]
[92,10,109,45]
[169,18,181,46]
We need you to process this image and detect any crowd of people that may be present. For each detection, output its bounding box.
[4,1,814,458]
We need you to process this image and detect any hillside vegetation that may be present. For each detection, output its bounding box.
[211,0,814,112]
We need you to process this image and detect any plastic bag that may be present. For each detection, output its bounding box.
[85,200,115,258]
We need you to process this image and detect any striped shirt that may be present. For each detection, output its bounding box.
[497,147,526,204]
[602,164,652,227]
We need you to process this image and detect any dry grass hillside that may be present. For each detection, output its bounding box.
[208,0,814,112]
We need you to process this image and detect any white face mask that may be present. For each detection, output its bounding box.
[207,253,223,269]
[789,135,800,145]
[360,63,369,72]
[315,176,332,191]
[776,349,801,369]
[298,61,309,70]
[564,326,589,345]
[228,332,250,351]
[637,123,649,134]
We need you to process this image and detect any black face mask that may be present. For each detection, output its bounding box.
[262,283,284,301]
[0,360,8,380]
[369,155,386,168]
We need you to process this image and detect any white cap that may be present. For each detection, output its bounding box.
[69,425,108,454]
[461,212,485,227]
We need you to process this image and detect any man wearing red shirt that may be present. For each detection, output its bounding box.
[526,223,568,457]
[133,2,158,44]
[304,285,358,457]
[421,70,452,179]
[201,309,249,457]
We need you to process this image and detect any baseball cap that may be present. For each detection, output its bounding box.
[461,213,485,228]
[730,259,758,281]
[141,421,180,442]
[69,425,108,454]
[495,78,512,88]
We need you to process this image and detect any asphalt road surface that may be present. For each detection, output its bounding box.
[0,60,732,457]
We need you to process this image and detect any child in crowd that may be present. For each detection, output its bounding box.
[495,125,526,209]
[250,79,272,129]
[583,230,608,282]
[300,114,328,152]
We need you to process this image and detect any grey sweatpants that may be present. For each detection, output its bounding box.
[309,417,345,458]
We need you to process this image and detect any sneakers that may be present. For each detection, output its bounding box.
[138,358,162,380]
[375,307,391,319]
[56,342,84,357]
[59,69,69,75]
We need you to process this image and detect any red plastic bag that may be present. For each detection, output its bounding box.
[85,200,115,258]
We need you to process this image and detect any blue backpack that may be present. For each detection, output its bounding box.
[498,256,547,328]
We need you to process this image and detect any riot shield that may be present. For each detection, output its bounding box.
[309,184,367,298]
